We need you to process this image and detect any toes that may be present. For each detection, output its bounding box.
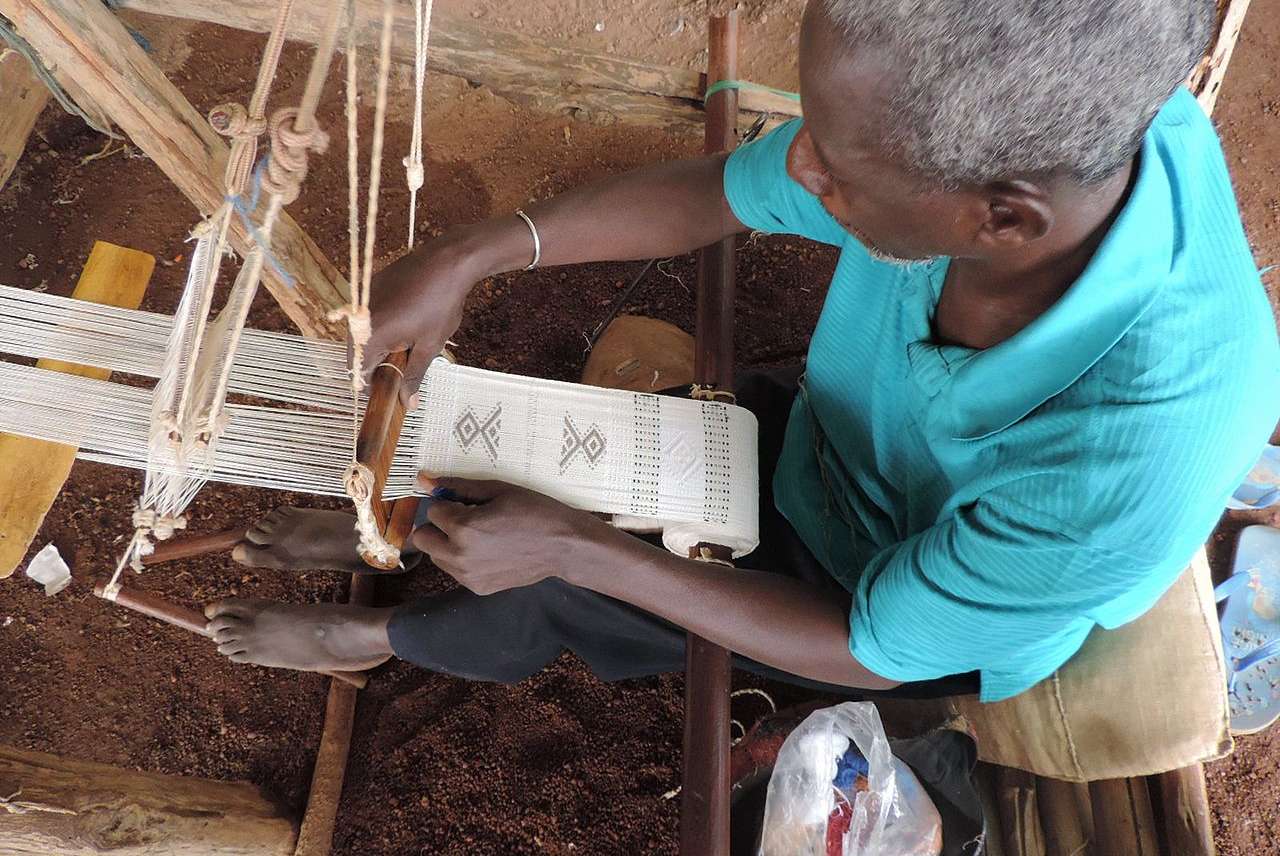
[227,652,253,664]
[232,543,284,569]
[251,507,293,538]
[244,527,273,545]
[207,615,245,642]
[217,641,248,656]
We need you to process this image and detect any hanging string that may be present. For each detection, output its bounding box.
[329,0,403,569]
[404,0,435,248]
[108,0,348,593]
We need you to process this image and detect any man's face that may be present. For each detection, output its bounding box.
[792,6,990,263]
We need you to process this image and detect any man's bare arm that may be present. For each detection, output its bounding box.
[363,155,746,397]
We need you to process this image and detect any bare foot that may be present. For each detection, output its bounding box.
[204,598,395,672]
[233,507,369,573]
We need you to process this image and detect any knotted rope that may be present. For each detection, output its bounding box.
[261,108,330,204]
[208,0,296,198]
[343,461,401,569]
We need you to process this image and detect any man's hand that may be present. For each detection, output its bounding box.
[412,475,619,595]
[361,233,488,406]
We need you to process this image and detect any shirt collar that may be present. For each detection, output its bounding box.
[909,125,1177,441]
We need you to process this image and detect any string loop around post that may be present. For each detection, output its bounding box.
[261,107,330,204]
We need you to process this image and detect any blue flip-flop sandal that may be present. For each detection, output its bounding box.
[1227,444,1280,511]
[1216,524,1280,734]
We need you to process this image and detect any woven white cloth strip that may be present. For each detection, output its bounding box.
[0,286,760,557]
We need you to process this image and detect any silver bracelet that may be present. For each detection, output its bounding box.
[514,209,541,271]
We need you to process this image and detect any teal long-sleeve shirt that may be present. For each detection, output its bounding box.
[723,88,1280,702]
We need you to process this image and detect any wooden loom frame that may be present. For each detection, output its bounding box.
[0,0,1254,853]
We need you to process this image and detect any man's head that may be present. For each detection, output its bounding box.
[791,0,1214,263]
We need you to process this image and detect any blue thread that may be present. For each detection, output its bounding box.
[227,157,296,287]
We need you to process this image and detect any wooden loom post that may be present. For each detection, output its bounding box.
[1153,764,1216,856]
[680,10,738,856]
[0,50,50,193]
[295,351,417,856]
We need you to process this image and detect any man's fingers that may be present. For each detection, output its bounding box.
[424,500,469,534]
[401,347,435,410]
[360,342,393,387]
[418,473,508,503]
[410,523,451,557]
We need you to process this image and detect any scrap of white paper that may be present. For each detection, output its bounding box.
[25,543,71,596]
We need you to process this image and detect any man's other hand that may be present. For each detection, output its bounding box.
[411,474,615,595]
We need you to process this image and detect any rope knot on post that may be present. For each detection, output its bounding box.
[210,102,269,194]
[208,103,267,140]
[342,462,402,570]
[327,305,373,392]
[403,156,425,193]
[262,108,330,204]
[131,508,188,542]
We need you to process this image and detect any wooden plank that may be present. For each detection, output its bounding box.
[1089,777,1161,856]
[0,743,297,855]
[1153,765,1216,856]
[0,51,50,192]
[996,767,1047,856]
[0,0,349,339]
[117,0,803,133]
[974,765,1008,856]
[0,241,153,578]
[1036,776,1094,856]
[1190,0,1252,115]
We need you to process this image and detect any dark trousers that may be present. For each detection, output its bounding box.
[387,367,978,699]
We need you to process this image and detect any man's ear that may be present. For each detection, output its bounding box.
[974,181,1054,250]
[786,126,833,198]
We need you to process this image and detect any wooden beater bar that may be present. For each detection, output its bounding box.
[354,350,420,569]
[679,10,739,856]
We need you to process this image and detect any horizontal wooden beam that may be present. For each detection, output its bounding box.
[116,0,802,133]
[0,51,50,192]
[0,0,349,339]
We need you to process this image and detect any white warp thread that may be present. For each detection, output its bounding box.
[0,286,760,557]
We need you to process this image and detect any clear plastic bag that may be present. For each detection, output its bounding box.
[758,702,943,856]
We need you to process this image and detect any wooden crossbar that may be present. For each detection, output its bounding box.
[116,0,801,134]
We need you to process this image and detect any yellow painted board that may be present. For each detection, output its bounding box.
[0,241,155,577]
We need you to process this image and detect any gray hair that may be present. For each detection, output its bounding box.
[819,0,1215,186]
